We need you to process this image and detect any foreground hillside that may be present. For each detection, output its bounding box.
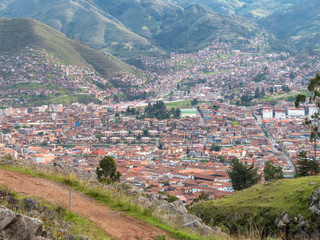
[0,160,230,240]
[190,176,320,239]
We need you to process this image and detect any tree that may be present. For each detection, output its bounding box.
[264,160,284,181]
[95,134,102,141]
[270,87,274,93]
[228,159,261,191]
[191,98,198,106]
[217,155,226,163]
[295,73,320,160]
[40,141,48,146]
[186,147,190,157]
[96,156,121,183]
[210,144,221,152]
[254,88,260,98]
[193,191,210,203]
[296,151,319,177]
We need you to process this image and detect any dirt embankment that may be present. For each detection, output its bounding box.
[0,169,168,240]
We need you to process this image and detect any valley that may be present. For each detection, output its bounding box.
[1,0,320,239]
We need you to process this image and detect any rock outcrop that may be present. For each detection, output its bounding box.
[156,200,224,236]
[157,200,188,215]
[310,187,320,216]
[0,206,47,240]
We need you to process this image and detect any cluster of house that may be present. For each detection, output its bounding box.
[1,97,311,203]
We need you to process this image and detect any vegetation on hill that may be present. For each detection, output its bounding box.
[96,156,121,183]
[228,159,261,191]
[190,175,320,238]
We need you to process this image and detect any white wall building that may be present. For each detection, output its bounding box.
[287,108,305,118]
[309,106,318,117]
[262,107,273,119]
[274,109,286,119]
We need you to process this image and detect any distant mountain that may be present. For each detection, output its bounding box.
[0,0,264,56]
[154,4,260,51]
[0,17,134,79]
[173,0,301,18]
[259,0,320,50]
[173,0,320,51]
[170,0,243,15]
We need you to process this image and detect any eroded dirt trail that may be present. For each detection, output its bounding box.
[0,169,168,240]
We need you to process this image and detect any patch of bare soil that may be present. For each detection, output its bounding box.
[0,169,168,240]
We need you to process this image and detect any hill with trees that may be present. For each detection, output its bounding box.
[190,175,320,239]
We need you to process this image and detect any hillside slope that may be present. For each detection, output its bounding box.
[174,0,320,51]
[0,0,265,55]
[0,17,134,79]
[259,0,320,50]
[190,176,320,238]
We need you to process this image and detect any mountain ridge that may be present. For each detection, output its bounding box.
[0,0,268,56]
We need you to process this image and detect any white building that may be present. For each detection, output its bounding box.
[274,109,286,119]
[287,108,305,118]
[262,107,273,119]
[308,106,318,117]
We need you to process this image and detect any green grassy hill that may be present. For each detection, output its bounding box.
[0,17,134,79]
[190,176,320,238]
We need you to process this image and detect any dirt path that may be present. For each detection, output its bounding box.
[0,169,168,240]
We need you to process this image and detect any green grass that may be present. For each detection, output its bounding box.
[165,100,193,108]
[190,176,320,236]
[258,91,309,104]
[202,71,218,76]
[0,164,226,240]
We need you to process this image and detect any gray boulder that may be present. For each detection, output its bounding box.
[297,214,309,230]
[277,220,287,228]
[180,214,224,236]
[283,212,291,224]
[136,196,154,208]
[310,187,320,216]
[156,200,187,215]
[0,206,46,240]
[87,172,98,182]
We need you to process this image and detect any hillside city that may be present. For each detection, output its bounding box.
[1,37,320,204]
